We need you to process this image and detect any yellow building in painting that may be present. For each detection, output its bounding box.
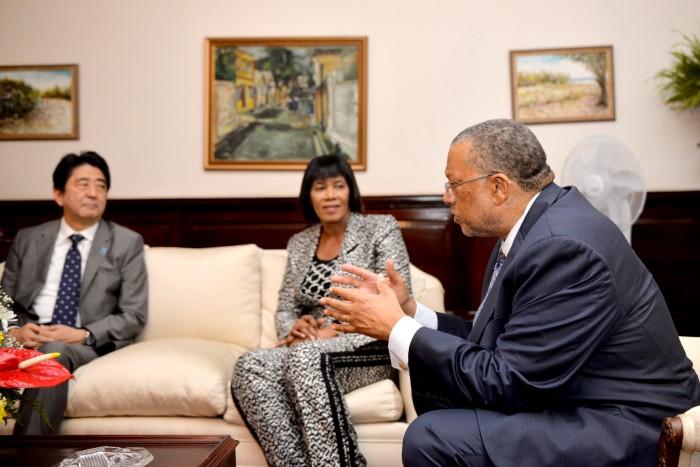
[312,49,342,129]
[235,49,255,113]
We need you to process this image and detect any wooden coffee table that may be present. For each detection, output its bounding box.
[0,434,238,467]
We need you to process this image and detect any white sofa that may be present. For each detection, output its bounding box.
[0,244,445,467]
[7,245,697,466]
[658,336,700,467]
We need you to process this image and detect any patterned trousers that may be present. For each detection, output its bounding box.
[231,335,394,467]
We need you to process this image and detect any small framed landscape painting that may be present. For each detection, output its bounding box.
[204,36,367,170]
[510,46,615,124]
[0,64,79,140]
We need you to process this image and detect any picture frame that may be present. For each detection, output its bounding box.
[509,46,615,124]
[204,37,367,171]
[0,64,79,140]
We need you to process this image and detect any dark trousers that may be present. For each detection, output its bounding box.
[403,394,495,467]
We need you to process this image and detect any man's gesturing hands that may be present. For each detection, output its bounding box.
[321,259,416,341]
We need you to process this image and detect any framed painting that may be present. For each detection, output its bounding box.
[204,37,367,170]
[510,46,615,124]
[0,64,79,140]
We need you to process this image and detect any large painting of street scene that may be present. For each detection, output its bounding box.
[204,37,366,170]
[0,64,78,140]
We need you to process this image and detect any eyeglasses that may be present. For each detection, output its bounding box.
[444,172,497,195]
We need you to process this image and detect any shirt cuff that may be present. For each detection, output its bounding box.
[388,316,422,373]
[414,301,438,329]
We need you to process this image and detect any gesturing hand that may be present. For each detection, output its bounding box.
[321,275,406,341]
[330,259,416,317]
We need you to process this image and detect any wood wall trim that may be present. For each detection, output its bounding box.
[1,192,698,333]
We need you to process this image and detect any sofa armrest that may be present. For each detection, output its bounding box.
[399,371,417,423]
[658,406,700,467]
[399,265,445,424]
[659,415,683,467]
[410,264,445,312]
[659,336,700,467]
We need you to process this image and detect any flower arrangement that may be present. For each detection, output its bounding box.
[0,286,73,426]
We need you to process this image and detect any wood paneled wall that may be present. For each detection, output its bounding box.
[1,192,698,334]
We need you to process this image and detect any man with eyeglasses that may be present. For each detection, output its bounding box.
[322,118,700,466]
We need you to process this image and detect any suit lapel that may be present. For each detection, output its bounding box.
[338,213,361,263]
[298,223,321,280]
[510,183,563,257]
[468,239,503,342]
[28,222,60,304]
[81,220,110,297]
[36,221,59,279]
[467,183,564,343]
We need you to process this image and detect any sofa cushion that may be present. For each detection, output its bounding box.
[344,378,404,423]
[141,244,262,349]
[680,336,700,373]
[410,264,445,312]
[66,337,244,417]
[224,377,403,425]
[259,249,287,348]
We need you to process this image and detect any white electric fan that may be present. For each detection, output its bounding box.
[561,135,647,243]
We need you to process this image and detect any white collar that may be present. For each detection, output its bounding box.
[59,218,99,242]
[501,191,541,256]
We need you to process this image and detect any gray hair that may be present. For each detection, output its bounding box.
[451,119,554,192]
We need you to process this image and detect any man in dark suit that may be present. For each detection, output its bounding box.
[322,119,700,466]
[2,151,148,435]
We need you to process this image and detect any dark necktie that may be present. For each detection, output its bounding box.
[473,250,506,323]
[51,234,84,326]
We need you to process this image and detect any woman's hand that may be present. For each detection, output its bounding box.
[284,322,338,346]
[276,316,336,346]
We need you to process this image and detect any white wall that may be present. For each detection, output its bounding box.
[0,0,698,200]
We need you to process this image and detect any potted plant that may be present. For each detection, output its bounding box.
[655,30,700,113]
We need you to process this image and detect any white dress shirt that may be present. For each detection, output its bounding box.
[388,191,541,373]
[31,218,98,326]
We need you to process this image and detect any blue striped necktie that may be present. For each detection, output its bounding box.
[51,234,84,326]
[473,250,506,323]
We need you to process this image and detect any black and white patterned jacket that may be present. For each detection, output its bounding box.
[275,212,412,341]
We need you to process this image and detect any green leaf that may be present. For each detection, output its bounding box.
[655,29,700,113]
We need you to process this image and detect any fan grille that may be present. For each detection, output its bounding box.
[561,135,647,233]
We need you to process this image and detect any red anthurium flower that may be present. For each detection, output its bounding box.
[0,348,74,389]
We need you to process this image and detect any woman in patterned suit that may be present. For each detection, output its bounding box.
[231,154,412,467]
